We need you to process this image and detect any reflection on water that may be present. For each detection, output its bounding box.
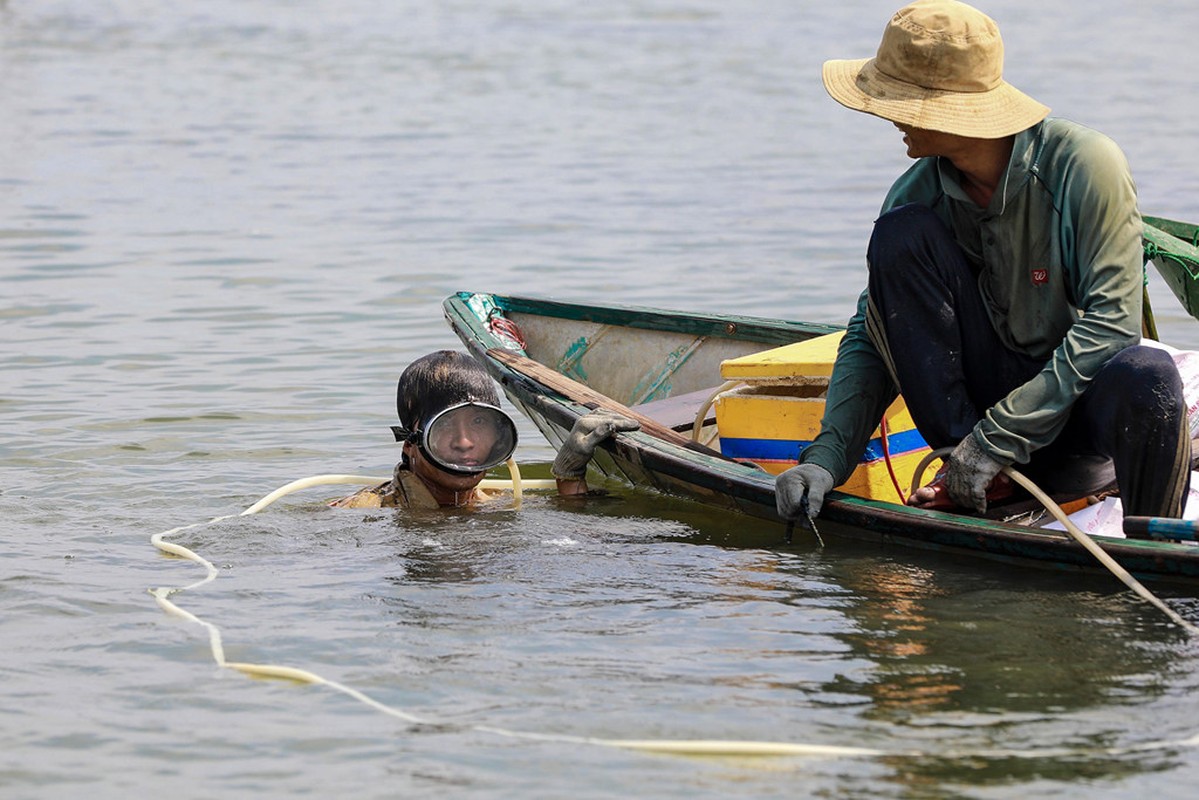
[329,490,1199,790]
[805,553,1197,793]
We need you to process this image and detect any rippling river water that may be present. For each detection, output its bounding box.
[4,1,1199,797]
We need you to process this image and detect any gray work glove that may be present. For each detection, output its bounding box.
[775,463,835,520]
[944,433,1005,513]
[551,409,640,480]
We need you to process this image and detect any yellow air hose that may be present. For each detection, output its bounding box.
[692,380,743,443]
[149,466,1199,759]
[481,458,560,508]
[149,470,896,757]
[911,448,1199,635]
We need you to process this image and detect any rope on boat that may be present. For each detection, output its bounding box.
[1144,239,1199,277]
[911,448,1199,635]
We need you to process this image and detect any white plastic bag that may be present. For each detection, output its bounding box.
[1140,337,1199,439]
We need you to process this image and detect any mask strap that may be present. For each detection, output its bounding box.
[390,425,421,444]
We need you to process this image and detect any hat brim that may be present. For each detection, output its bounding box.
[822,57,1050,139]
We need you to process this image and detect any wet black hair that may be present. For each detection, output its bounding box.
[394,349,500,438]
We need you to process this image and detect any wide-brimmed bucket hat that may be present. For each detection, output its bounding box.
[822,0,1049,138]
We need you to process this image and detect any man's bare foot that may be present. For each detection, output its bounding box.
[907,479,950,508]
[906,471,1014,512]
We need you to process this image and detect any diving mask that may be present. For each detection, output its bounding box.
[393,402,518,475]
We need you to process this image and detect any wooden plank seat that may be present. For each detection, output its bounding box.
[631,386,721,433]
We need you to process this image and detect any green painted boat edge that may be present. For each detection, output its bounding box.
[451,290,843,344]
[1144,216,1199,320]
[443,291,1199,585]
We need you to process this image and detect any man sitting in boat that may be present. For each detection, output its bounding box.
[775,0,1190,531]
[333,350,637,509]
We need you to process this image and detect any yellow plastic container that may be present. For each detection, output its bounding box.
[715,332,930,503]
[718,332,843,383]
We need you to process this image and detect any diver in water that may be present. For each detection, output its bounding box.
[332,350,638,509]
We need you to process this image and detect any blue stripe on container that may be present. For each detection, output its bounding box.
[719,429,928,463]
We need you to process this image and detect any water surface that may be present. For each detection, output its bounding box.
[3,1,1199,797]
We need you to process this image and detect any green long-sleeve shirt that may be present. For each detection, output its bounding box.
[801,118,1144,485]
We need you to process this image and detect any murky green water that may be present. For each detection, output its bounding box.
[4,1,1199,796]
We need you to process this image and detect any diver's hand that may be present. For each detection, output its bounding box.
[775,463,835,520]
[551,409,640,480]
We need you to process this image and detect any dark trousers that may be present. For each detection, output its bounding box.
[865,204,1190,518]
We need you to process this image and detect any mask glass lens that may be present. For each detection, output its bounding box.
[421,403,517,473]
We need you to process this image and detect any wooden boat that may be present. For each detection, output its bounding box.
[443,221,1199,585]
[443,290,1199,584]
